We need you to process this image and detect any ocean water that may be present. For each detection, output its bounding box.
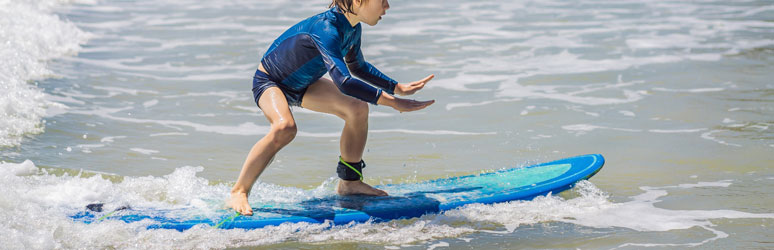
[1,0,773,249]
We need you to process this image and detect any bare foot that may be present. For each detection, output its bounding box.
[337,180,388,196]
[227,192,253,216]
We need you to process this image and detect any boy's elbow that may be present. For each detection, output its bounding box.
[336,77,356,93]
[346,64,364,76]
[336,78,378,104]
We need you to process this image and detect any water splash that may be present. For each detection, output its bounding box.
[0,0,90,147]
[2,160,771,249]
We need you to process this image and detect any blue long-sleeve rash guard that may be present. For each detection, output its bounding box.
[260,7,398,104]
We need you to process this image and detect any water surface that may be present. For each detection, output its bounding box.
[1,0,773,249]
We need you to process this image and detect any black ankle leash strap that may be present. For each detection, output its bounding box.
[337,156,364,181]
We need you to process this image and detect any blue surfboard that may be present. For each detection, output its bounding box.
[71,154,604,231]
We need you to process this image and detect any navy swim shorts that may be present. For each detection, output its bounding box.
[252,69,307,108]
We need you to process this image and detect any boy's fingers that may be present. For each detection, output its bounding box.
[409,74,433,85]
[407,81,428,94]
[409,100,434,111]
[422,74,434,83]
[407,85,422,93]
[418,99,434,105]
[395,98,434,112]
[399,75,433,96]
[416,75,433,85]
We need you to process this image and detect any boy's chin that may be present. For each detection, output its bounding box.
[365,20,379,26]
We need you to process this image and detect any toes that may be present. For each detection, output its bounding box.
[243,205,253,216]
[368,187,387,196]
[229,201,252,216]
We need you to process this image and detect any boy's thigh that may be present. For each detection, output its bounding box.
[301,77,363,117]
[258,86,295,124]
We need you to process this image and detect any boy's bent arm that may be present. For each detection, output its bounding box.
[345,36,398,94]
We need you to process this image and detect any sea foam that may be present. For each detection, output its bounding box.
[0,0,90,147]
[1,160,772,249]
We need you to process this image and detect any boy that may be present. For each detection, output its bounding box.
[229,0,434,216]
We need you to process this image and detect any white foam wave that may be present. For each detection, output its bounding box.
[562,124,642,135]
[73,143,105,154]
[142,99,159,108]
[648,128,707,134]
[0,159,38,176]
[433,73,509,92]
[445,99,519,111]
[619,110,636,117]
[149,132,189,137]
[1,160,772,249]
[701,130,743,147]
[130,148,159,155]
[447,181,774,247]
[0,0,90,147]
[298,128,496,138]
[92,86,159,97]
[652,87,725,93]
[564,123,712,137]
[62,56,253,75]
[371,129,496,136]
[68,107,272,136]
[100,135,127,143]
[497,75,648,106]
[432,47,722,96]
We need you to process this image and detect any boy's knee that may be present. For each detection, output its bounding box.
[345,100,369,121]
[271,120,297,144]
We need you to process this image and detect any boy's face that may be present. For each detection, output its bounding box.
[356,0,390,26]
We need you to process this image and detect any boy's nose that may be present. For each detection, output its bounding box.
[383,0,390,10]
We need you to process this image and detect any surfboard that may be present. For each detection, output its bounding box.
[70,154,604,231]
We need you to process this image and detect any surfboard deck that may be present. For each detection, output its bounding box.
[70,154,604,231]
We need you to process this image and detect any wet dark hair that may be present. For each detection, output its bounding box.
[329,0,367,14]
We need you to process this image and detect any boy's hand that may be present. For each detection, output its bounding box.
[392,98,434,112]
[394,74,433,96]
[377,92,434,112]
